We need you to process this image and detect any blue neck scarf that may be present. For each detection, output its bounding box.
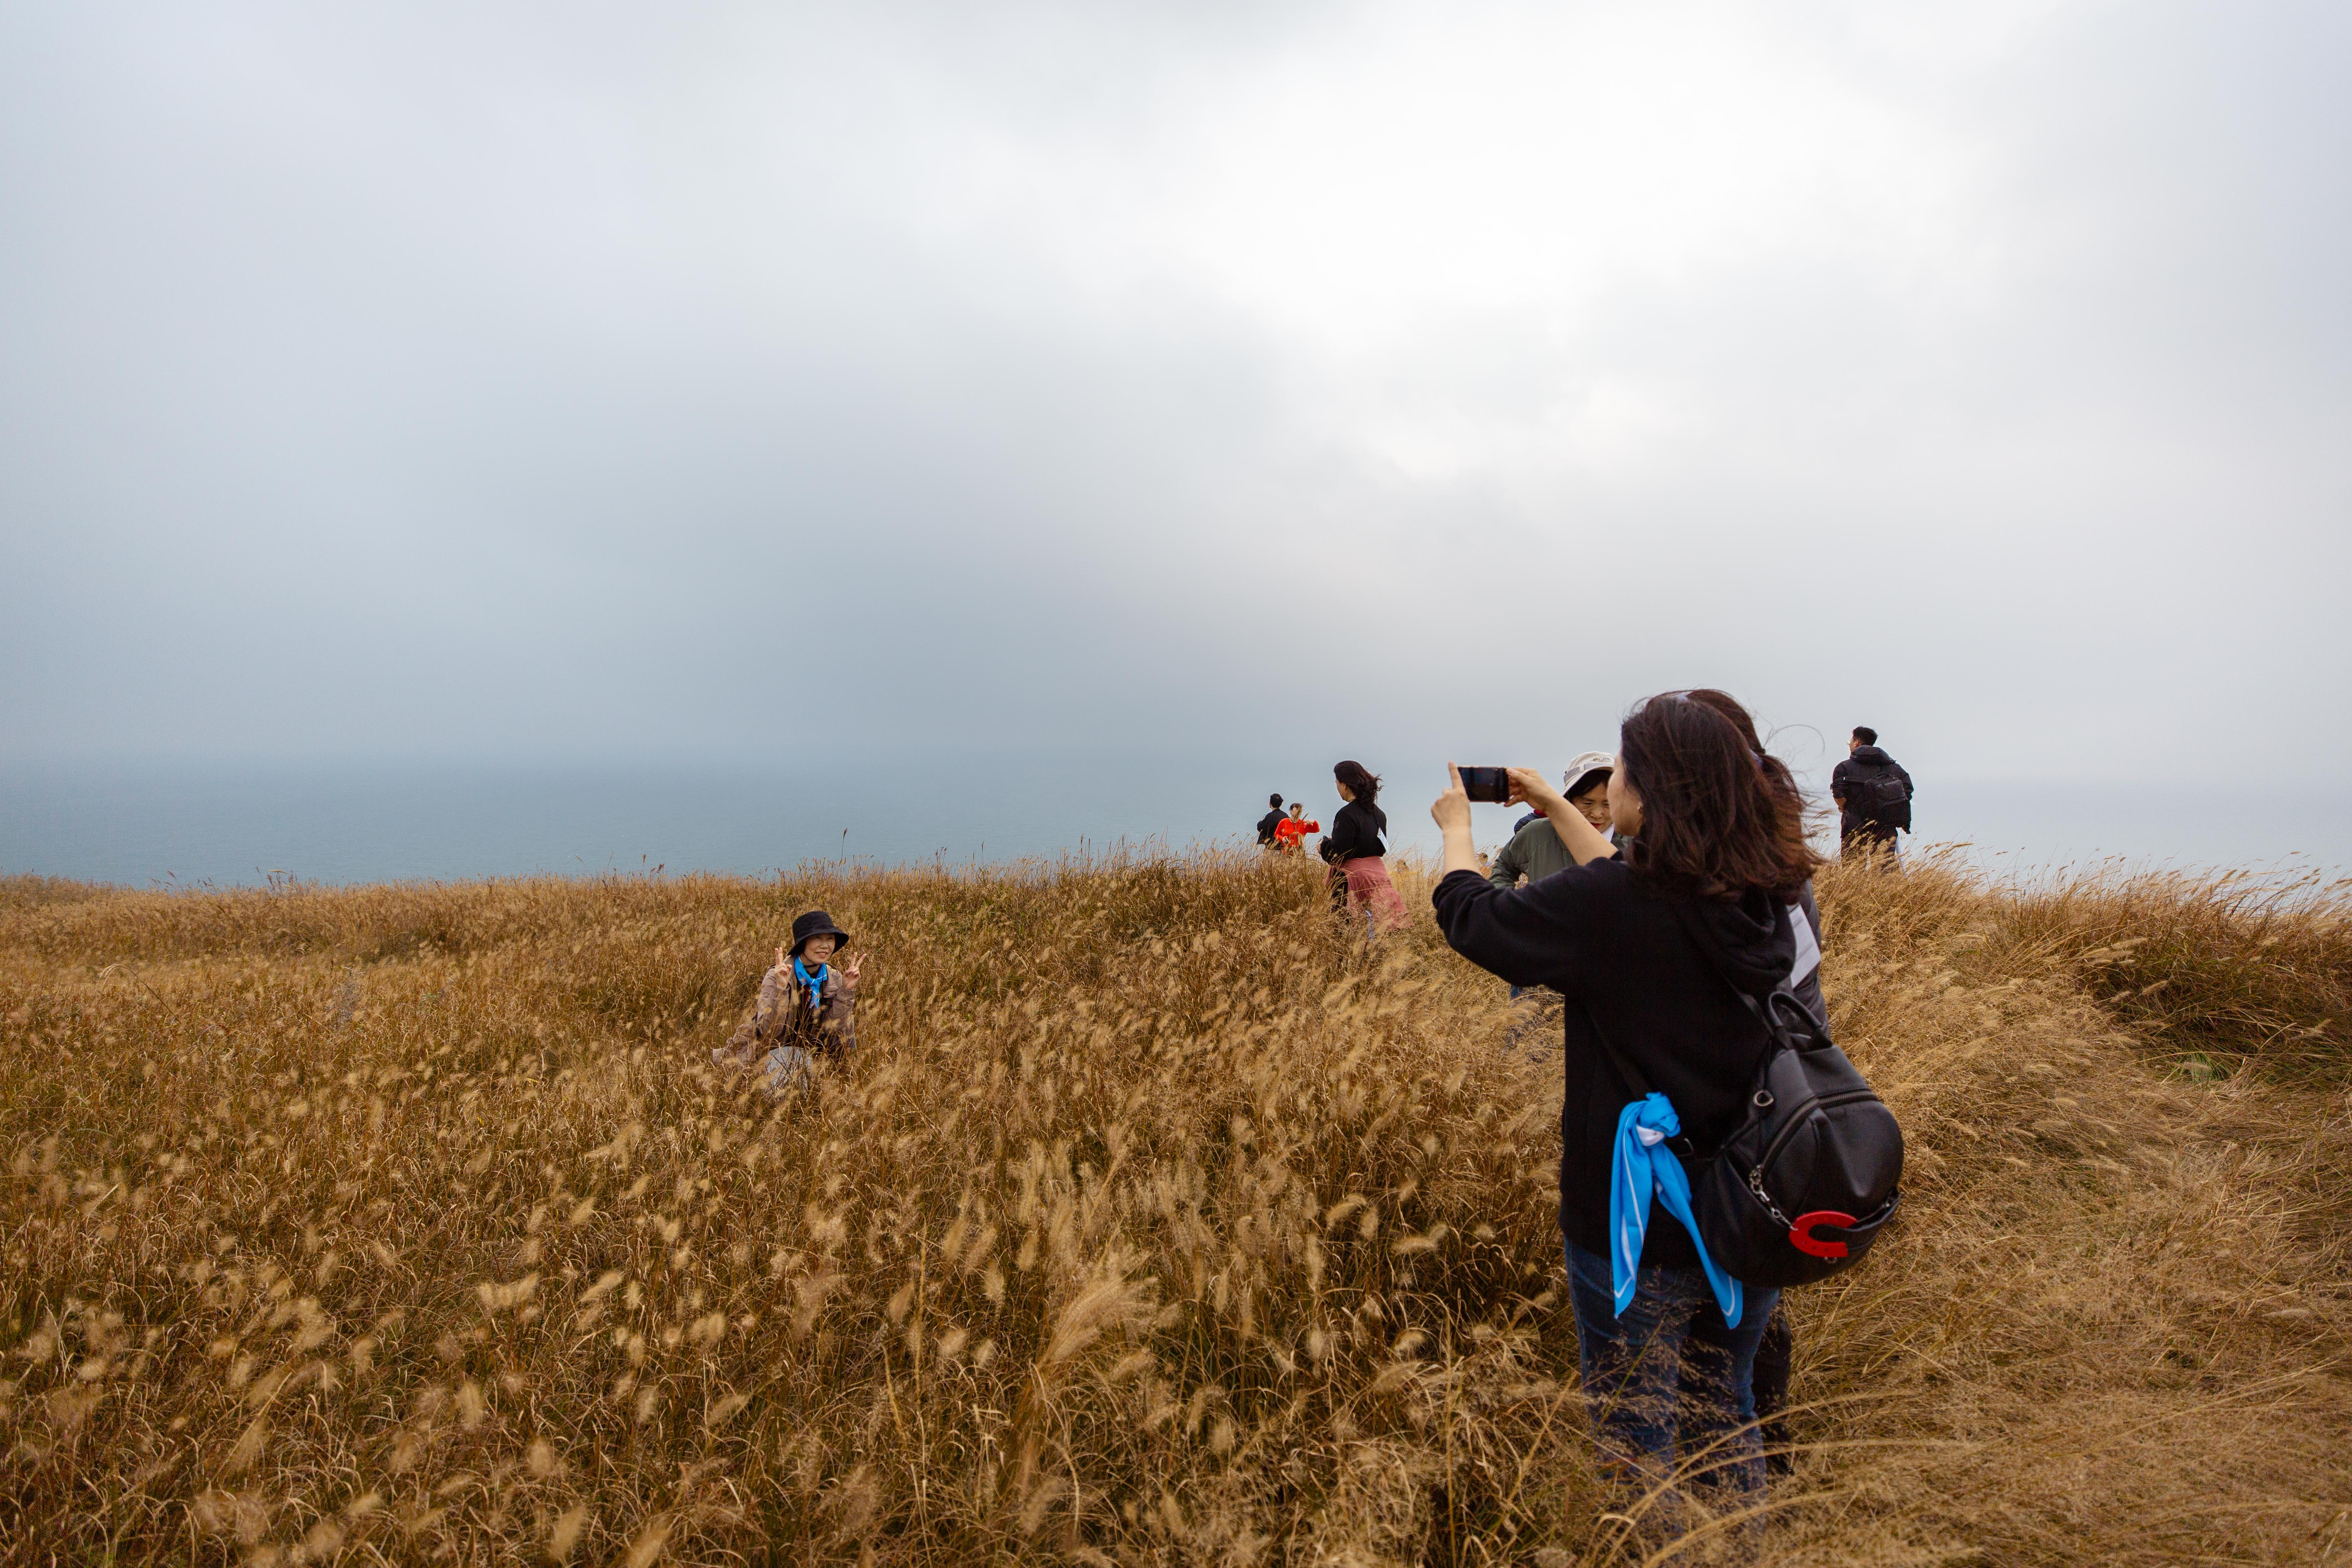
[792,956,828,1014]
[1610,1091,1743,1325]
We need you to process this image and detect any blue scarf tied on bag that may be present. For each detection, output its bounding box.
[1610,1091,1744,1325]
[792,956,828,1017]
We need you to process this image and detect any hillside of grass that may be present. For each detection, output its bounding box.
[1,852,2346,1565]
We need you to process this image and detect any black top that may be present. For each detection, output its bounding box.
[1255,808,1286,845]
[1318,800,1387,863]
[1431,860,1795,1269]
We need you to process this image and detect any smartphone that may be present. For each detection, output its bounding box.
[1459,766,1512,803]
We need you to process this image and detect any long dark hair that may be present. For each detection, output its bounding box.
[1619,691,1821,900]
[1333,760,1381,806]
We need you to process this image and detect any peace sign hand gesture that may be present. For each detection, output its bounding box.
[838,952,864,991]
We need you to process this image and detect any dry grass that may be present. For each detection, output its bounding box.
[1,849,2346,1565]
[1960,862,2352,1085]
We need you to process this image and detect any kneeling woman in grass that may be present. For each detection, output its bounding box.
[1428,692,1822,1505]
[717,909,862,1093]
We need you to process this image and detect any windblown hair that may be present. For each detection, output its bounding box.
[1620,690,1822,900]
[1333,760,1381,806]
[1686,688,1807,820]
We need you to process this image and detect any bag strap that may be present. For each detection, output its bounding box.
[1580,1005,1700,1161]
[1583,898,1817,1162]
[1584,1003,1653,1098]
[1665,897,1825,1051]
[1729,983,1814,1049]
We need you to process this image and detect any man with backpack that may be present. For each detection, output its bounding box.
[1831,727,1913,864]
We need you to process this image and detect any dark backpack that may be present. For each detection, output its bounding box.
[1598,975,1904,1290]
[1845,769,1911,832]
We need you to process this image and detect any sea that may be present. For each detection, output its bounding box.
[2,760,2344,891]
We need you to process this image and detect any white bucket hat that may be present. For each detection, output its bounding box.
[1562,751,1615,799]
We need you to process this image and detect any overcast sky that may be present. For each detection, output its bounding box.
[3,0,2346,790]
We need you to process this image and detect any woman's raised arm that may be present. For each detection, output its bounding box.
[1432,764,1480,878]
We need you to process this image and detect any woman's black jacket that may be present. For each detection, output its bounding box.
[1431,860,1796,1271]
[1319,801,1387,864]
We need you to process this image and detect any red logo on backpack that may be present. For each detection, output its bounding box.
[1789,1211,1856,1259]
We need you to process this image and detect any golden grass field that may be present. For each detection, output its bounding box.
[2,850,2347,1565]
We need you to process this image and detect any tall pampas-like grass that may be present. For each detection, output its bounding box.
[0,847,2345,1564]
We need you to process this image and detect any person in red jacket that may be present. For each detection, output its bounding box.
[1272,802,1319,853]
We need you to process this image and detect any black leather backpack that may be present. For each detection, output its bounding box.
[1848,770,1912,832]
[1599,976,1904,1290]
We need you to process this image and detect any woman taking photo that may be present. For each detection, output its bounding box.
[1319,760,1408,935]
[1428,692,1823,1506]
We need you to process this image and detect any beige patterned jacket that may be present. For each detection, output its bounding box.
[719,963,858,1067]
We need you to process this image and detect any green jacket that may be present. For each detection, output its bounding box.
[1489,816,1577,889]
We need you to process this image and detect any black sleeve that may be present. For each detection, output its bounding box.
[1896,765,1914,800]
[1829,760,1851,799]
[1430,865,1611,993]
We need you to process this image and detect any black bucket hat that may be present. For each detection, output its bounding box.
[790,909,851,957]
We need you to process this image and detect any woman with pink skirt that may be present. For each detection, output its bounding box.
[1319,760,1410,935]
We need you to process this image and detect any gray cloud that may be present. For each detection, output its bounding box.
[3,0,2345,789]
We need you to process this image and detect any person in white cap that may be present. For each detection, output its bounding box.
[1488,752,1618,891]
[1488,753,1621,1046]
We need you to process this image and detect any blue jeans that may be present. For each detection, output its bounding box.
[1566,1239,1778,1499]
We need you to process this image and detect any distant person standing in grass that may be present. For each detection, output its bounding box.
[716,910,861,1094]
[1255,793,1287,848]
[1831,727,1913,864]
[1273,802,1320,855]
[1321,760,1409,934]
